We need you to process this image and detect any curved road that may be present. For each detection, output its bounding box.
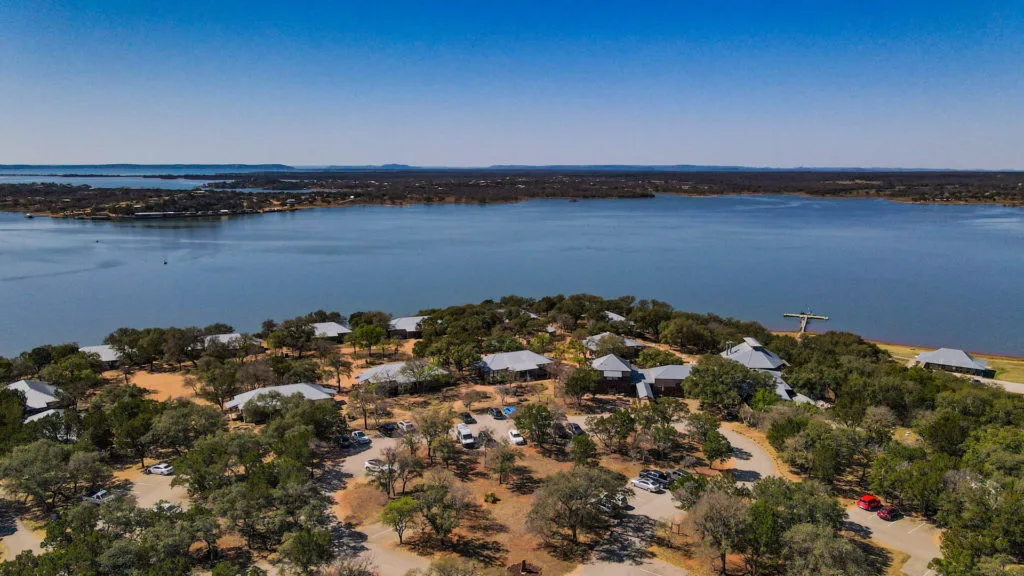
[719,427,779,487]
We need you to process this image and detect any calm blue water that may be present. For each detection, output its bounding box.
[1,195,1021,356]
[0,176,215,190]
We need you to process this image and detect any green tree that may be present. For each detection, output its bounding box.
[569,434,598,467]
[352,325,386,357]
[687,484,749,575]
[380,496,419,544]
[703,430,732,470]
[561,367,600,407]
[417,470,469,542]
[634,347,682,368]
[280,528,334,575]
[0,440,111,512]
[782,523,871,576]
[143,399,225,456]
[687,412,720,442]
[512,403,558,450]
[526,467,630,546]
[687,355,774,418]
[487,440,522,485]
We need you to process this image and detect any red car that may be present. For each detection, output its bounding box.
[857,494,882,511]
[877,505,900,521]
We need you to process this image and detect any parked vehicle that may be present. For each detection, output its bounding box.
[364,459,392,473]
[508,429,526,445]
[552,423,572,440]
[665,468,690,483]
[145,463,174,476]
[338,434,354,449]
[83,489,118,505]
[857,494,882,511]
[153,501,181,513]
[460,412,476,424]
[397,420,416,433]
[351,430,371,445]
[488,407,505,420]
[640,469,671,486]
[877,505,901,521]
[378,423,398,437]
[592,491,628,515]
[567,423,585,436]
[630,477,661,493]
[455,423,475,448]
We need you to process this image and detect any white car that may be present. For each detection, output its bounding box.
[630,477,661,493]
[146,463,174,475]
[153,501,181,513]
[397,420,416,433]
[364,459,392,473]
[83,489,118,505]
[351,430,371,445]
[508,429,526,445]
[455,423,475,448]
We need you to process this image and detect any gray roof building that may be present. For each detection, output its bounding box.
[388,316,427,334]
[583,332,645,352]
[356,361,447,385]
[636,380,654,401]
[720,337,788,371]
[7,380,60,411]
[915,348,993,376]
[79,344,121,365]
[312,322,352,339]
[479,350,553,374]
[604,311,628,323]
[591,354,636,379]
[224,383,336,410]
[24,408,64,424]
[641,364,693,384]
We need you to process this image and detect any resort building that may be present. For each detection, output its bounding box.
[591,354,637,389]
[6,380,61,415]
[388,316,428,339]
[720,337,812,404]
[312,322,352,342]
[603,310,629,323]
[224,383,336,412]
[914,348,996,378]
[478,350,553,381]
[356,361,448,389]
[582,332,645,354]
[79,344,121,369]
[639,364,693,394]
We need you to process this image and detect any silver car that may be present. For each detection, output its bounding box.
[630,477,661,493]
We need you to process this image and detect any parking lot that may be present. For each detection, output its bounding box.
[128,469,189,510]
[844,503,941,576]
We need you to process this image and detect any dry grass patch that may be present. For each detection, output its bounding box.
[333,481,387,527]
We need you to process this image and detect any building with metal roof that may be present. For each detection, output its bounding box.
[356,361,448,386]
[603,311,628,323]
[79,344,121,368]
[388,316,427,338]
[224,383,336,411]
[591,354,636,380]
[6,380,60,413]
[582,332,645,352]
[479,350,553,381]
[915,348,995,378]
[312,322,352,340]
[720,337,788,371]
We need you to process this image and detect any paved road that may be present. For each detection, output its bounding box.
[844,504,942,576]
[355,522,430,575]
[718,427,778,487]
[574,556,686,575]
[982,377,1024,395]
[130,473,189,510]
[0,518,43,561]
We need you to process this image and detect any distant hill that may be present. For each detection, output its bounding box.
[0,164,295,170]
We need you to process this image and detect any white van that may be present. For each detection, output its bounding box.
[454,423,475,448]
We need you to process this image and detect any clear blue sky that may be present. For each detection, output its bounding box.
[1,1,1021,168]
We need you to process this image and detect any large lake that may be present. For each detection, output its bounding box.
[1,195,1021,356]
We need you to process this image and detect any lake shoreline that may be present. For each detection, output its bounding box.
[10,190,1024,221]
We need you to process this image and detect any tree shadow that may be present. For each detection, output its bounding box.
[731,446,753,461]
[448,450,482,482]
[316,465,352,493]
[592,513,657,565]
[333,524,371,557]
[463,502,509,536]
[850,533,895,575]
[0,498,20,538]
[509,467,542,495]
[730,469,762,484]
[449,535,508,566]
